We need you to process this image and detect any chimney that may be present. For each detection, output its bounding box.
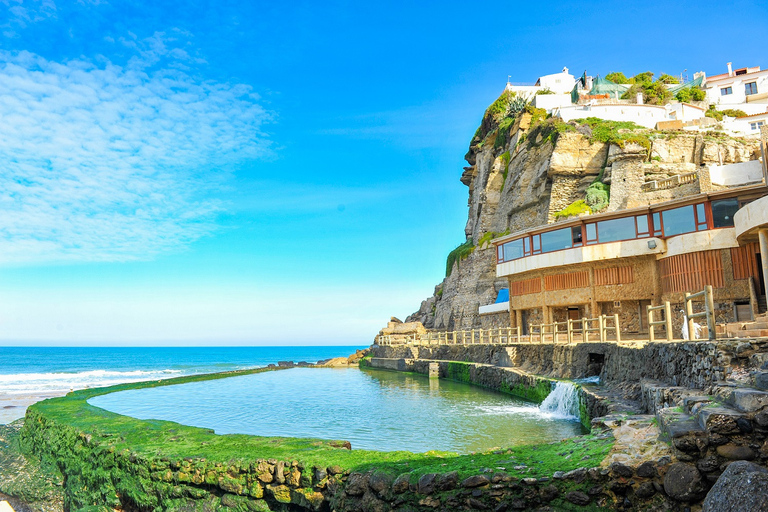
[727,62,733,77]
[636,92,644,105]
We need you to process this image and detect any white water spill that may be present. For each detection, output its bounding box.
[539,381,581,420]
[0,369,183,395]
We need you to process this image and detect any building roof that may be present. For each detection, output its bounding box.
[706,68,768,83]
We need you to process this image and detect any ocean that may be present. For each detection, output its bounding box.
[0,345,365,423]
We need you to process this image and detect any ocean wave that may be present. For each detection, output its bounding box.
[0,369,185,396]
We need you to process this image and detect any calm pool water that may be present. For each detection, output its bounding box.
[89,368,584,453]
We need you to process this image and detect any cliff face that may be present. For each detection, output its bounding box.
[406,93,761,331]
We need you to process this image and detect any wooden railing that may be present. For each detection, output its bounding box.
[647,302,673,341]
[685,285,716,340]
[377,314,622,346]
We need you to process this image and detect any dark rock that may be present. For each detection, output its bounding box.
[392,474,410,494]
[539,484,559,502]
[610,462,633,478]
[716,443,755,461]
[697,456,720,473]
[635,481,656,499]
[368,471,392,495]
[418,473,437,494]
[563,467,587,483]
[510,498,527,510]
[436,471,459,491]
[345,472,368,496]
[663,462,706,502]
[565,490,591,505]
[327,465,344,475]
[468,497,489,509]
[491,472,509,484]
[736,417,753,433]
[494,503,509,512]
[587,485,603,496]
[462,475,490,488]
[636,461,657,478]
[552,470,565,480]
[277,360,295,367]
[313,466,327,483]
[702,460,768,512]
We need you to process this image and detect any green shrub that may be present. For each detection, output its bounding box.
[553,199,591,219]
[499,150,511,190]
[677,87,706,102]
[446,239,475,277]
[536,87,555,95]
[657,73,680,84]
[574,117,650,150]
[477,230,510,248]
[494,117,516,149]
[486,90,515,119]
[605,72,629,84]
[586,181,610,211]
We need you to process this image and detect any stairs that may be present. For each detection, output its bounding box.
[643,379,768,466]
[717,312,768,338]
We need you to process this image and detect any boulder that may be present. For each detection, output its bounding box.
[663,462,706,502]
[702,461,768,512]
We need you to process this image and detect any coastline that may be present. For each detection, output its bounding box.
[0,392,66,425]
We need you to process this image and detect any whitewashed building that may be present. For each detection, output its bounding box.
[703,63,768,112]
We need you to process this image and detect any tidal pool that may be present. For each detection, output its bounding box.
[89,368,584,453]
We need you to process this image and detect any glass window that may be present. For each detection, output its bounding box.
[595,216,637,243]
[502,239,525,261]
[695,203,707,230]
[652,212,662,236]
[586,223,597,244]
[571,226,583,246]
[523,237,531,255]
[636,215,649,236]
[746,82,758,95]
[540,228,573,253]
[720,87,732,96]
[711,198,740,228]
[532,235,541,253]
[660,205,696,236]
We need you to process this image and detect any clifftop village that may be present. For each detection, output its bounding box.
[377,62,768,346]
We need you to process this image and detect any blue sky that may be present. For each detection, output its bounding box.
[2,0,767,345]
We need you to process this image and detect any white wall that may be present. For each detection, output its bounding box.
[532,93,573,111]
[555,104,668,129]
[537,71,576,94]
[722,114,768,135]
[668,103,705,122]
[705,71,768,106]
[709,160,764,186]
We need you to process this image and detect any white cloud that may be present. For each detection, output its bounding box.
[1,0,57,37]
[0,39,273,264]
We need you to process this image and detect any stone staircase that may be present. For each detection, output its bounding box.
[642,378,768,482]
[717,312,768,339]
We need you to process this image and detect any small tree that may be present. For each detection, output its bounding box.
[605,72,629,84]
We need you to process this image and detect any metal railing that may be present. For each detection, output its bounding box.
[685,285,716,340]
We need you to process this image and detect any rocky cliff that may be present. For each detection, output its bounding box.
[406,92,761,331]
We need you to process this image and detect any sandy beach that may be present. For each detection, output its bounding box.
[0,392,68,425]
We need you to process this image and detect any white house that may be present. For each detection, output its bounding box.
[506,67,576,101]
[721,112,768,135]
[667,102,706,123]
[704,63,768,110]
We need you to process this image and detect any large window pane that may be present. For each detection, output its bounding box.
[661,205,696,236]
[596,216,637,243]
[501,239,525,261]
[711,198,740,228]
[540,228,573,253]
[636,214,649,235]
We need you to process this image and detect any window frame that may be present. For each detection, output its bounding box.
[745,81,758,96]
[720,86,733,96]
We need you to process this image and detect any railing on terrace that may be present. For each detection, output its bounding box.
[685,285,716,341]
[377,314,622,346]
[641,172,698,192]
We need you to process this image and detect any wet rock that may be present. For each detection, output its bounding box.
[539,484,559,502]
[702,461,768,512]
[565,490,591,505]
[368,471,392,496]
[436,471,459,491]
[563,467,587,483]
[552,471,566,480]
[462,475,490,488]
[392,474,410,494]
[468,497,489,509]
[663,462,706,502]
[635,481,656,499]
[636,461,657,478]
[312,466,327,483]
[587,485,603,496]
[716,443,756,460]
[345,472,368,496]
[610,462,633,478]
[418,496,440,508]
[418,473,437,494]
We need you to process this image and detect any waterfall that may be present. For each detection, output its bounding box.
[539,381,581,420]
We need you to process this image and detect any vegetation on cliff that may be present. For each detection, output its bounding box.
[445,239,475,277]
